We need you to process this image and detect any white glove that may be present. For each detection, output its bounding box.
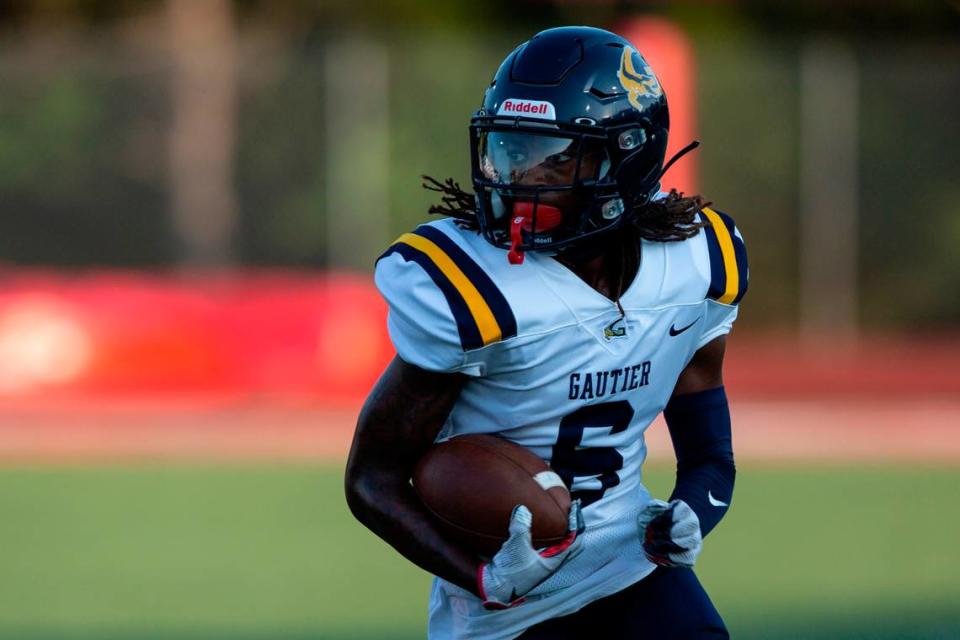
[477,499,584,610]
[636,498,702,568]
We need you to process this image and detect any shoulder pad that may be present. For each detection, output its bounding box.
[699,207,748,305]
[378,224,517,352]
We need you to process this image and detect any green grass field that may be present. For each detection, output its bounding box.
[1,463,958,639]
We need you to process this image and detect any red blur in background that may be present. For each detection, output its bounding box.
[0,271,958,410]
[0,271,392,409]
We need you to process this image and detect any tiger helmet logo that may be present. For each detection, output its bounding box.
[616,46,663,110]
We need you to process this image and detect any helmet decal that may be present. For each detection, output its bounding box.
[496,98,557,121]
[617,47,663,110]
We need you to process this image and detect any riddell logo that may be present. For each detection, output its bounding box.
[497,98,557,120]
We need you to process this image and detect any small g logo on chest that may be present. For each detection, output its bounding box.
[602,317,627,341]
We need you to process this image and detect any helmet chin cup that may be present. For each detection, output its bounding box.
[507,201,565,264]
[512,201,563,232]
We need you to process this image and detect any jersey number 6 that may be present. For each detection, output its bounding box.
[550,401,635,507]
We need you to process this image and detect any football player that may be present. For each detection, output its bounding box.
[345,26,746,639]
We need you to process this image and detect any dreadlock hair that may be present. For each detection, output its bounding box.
[422,176,478,227]
[421,175,709,242]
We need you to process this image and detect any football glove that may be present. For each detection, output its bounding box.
[477,499,584,610]
[636,498,702,568]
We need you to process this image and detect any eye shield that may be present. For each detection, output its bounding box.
[476,131,611,190]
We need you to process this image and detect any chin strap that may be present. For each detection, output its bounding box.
[508,216,526,265]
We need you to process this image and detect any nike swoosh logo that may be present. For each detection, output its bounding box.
[669,317,700,336]
[708,491,728,507]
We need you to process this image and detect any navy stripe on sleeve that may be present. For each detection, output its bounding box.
[380,243,483,351]
[713,210,749,304]
[700,213,727,302]
[412,226,518,340]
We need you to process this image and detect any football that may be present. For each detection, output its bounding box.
[412,434,572,557]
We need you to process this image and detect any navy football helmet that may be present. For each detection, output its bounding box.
[470,26,683,262]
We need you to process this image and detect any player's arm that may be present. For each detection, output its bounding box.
[637,337,736,569]
[666,334,735,537]
[344,356,480,595]
[345,357,583,609]
[640,208,746,567]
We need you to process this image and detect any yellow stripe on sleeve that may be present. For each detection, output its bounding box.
[702,208,740,305]
[395,233,503,345]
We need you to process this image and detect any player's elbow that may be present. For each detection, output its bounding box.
[721,458,736,501]
[719,452,736,492]
[677,447,735,475]
[344,469,373,524]
[715,451,736,475]
[345,421,390,524]
[344,438,374,521]
[344,453,406,527]
[344,460,391,527]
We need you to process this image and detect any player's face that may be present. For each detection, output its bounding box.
[478,132,609,214]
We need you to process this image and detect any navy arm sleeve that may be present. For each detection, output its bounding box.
[663,386,735,537]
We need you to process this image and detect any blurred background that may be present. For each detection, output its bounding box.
[0,1,958,638]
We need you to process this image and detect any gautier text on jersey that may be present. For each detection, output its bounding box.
[569,362,651,400]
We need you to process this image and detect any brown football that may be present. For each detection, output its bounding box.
[412,433,571,557]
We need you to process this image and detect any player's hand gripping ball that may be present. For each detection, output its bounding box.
[636,498,702,568]
[478,499,584,610]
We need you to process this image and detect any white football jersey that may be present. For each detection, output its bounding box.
[375,208,747,640]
